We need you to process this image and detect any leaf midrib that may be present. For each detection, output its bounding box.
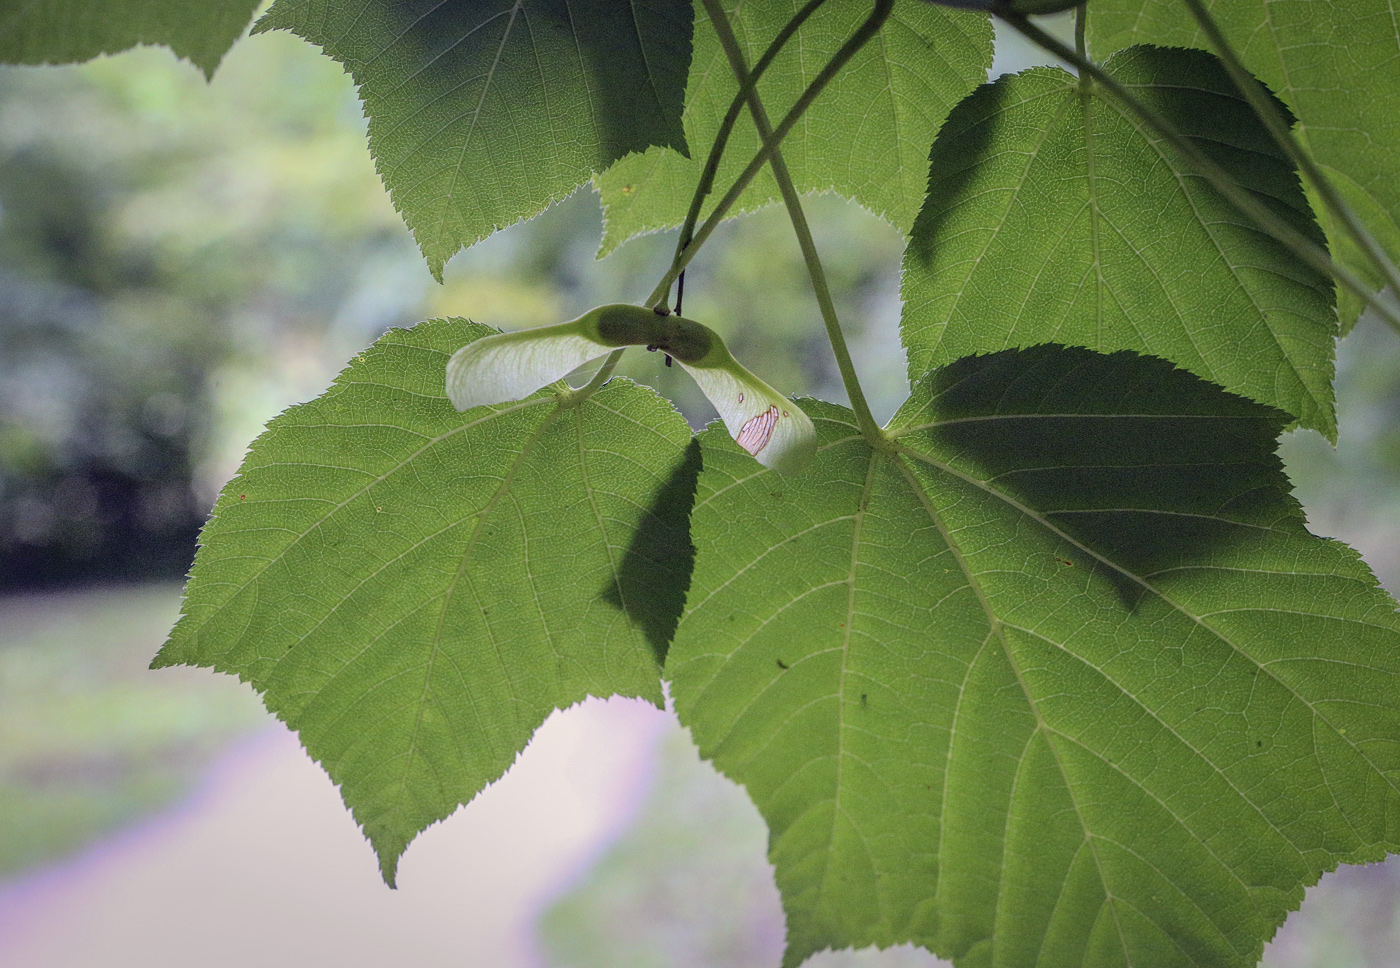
[890,434,1400,811]
[394,392,571,841]
[889,450,1136,967]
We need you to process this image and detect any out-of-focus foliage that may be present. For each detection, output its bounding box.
[0,33,415,588]
[1280,313,1400,590]
[0,31,905,593]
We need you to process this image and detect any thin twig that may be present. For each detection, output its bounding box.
[1178,0,1400,314]
[668,0,831,316]
[999,10,1400,334]
[702,0,882,439]
[646,0,895,308]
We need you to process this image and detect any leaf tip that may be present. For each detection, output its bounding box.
[378,851,401,890]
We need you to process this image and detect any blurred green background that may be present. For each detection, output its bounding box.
[0,12,1397,968]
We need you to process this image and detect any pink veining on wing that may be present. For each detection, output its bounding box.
[736,405,779,456]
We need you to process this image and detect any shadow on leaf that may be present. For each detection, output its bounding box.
[602,436,702,665]
[914,345,1297,610]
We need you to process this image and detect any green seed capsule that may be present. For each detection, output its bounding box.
[1006,0,1082,14]
[588,304,714,364]
[446,304,816,473]
[915,0,1084,14]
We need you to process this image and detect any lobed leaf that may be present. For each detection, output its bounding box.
[155,318,698,883]
[594,0,992,255]
[901,46,1338,438]
[254,0,693,278]
[1088,0,1400,333]
[668,345,1400,968]
[0,0,261,76]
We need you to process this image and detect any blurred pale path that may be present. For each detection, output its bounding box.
[0,586,266,874]
[0,698,666,968]
[1,581,1399,968]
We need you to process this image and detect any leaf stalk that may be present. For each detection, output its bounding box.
[646,0,895,309]
[700,0,882,441]
[567,348,626,402]
[1177,0,1400,322]
[665,0,831,315]
[999,8,1400,335]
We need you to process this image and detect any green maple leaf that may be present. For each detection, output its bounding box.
[594,0,991,255]
[253,0,693,279]
[0,0,261,76]
[668,345,1400,968]
[154,318,698,884]
[1089,0,1400,332]
[902,45,1337,440]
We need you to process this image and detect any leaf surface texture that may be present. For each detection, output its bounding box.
[156,319,697,882]
[669,345,1400,968]
[255,0,694,276]
[1089,0,1400,331]
[901,46,1337,437]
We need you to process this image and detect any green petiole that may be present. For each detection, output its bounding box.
[701,0,883,441]
[1001,7,1400,334]
[646,0,895,309]
[665,0,831,315]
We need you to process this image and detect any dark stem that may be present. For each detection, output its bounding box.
[998,8,1400,333]
[667,0,831,300]
[647,0,893,308]
[701,0,881,439]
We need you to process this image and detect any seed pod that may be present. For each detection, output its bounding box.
[915,0,1084,14]
[445,305,816,474]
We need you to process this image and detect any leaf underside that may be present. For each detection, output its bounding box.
[0,0,261,76]
[668,345,1400,968]
[254,0,694,278]
[594,0,992,255]
[901,45,1338,440]
[1089,0,1400,333]
[155,319,699,884]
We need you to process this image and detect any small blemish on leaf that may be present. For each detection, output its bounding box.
[1056,557,1073,567]
[860,693,868,707]
[736,405,779,456]
[621,185,633,195]
[776,658,789,670]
